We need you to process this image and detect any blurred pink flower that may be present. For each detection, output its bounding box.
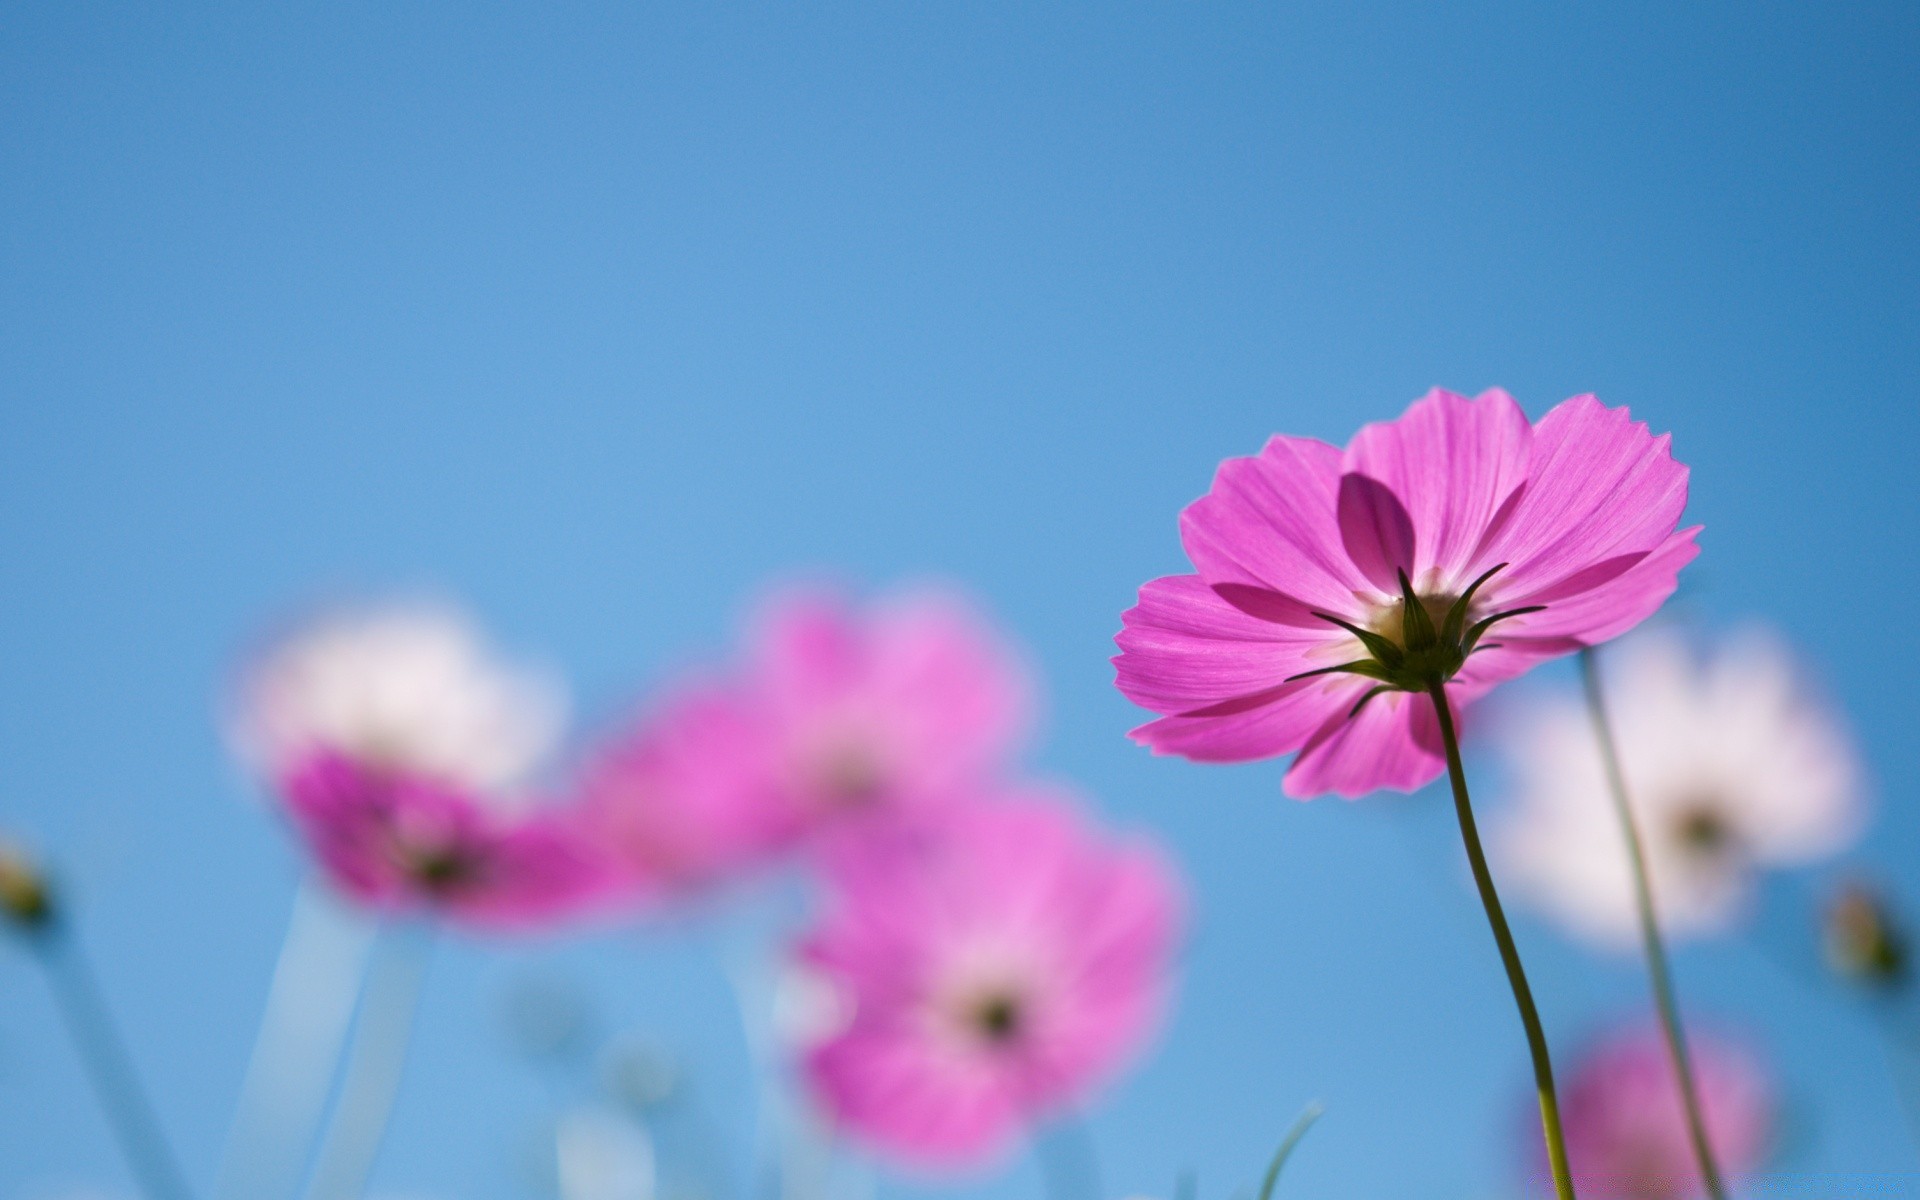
[797,790,1180,1168]
[575,680,795,898]
[746,588,1031,828]
[1115,389,1698,798]
[574,587,1032,903]
[284,751,608,930]
[1550,1022,1773,1199]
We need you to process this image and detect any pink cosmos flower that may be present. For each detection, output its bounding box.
[283,751,609,930]
[1547,1022,1774,1199]
[1115,389,1698,798]
[745,589,1032,829]
[796,790,1181,1168]
[575,680,797,898]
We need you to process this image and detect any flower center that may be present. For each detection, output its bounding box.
[1287,564,1544,716]
[968,990,1025,1045]
[806,737,890,809]
[1670,799,1736,859]
[381,823,484,895]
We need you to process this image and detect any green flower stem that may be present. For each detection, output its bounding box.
[1427,681,1578,1200]
[1579,647,1729,1200]
[302,925,431,1200]
[31,924,196,1200]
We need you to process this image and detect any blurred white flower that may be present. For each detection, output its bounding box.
[229,599,566,794]
[1493,626,1865,947]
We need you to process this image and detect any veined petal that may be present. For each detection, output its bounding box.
[1113,575,1335,716]
[1336,473,1418,593]
[1282,688,1449,799]
[1178,434,1375,613]
[1130,676,1355,764]
[1343,388,1533,581]
[1479,395,1690,596]
[1497,527,1701,647]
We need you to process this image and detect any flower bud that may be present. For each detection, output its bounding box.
[0,840,53,930]
[1825,882,1905,988]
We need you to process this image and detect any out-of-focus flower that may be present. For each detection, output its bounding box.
[230,600,565,793]
[1114,389,1697,798]
[1495,628,1864,946]
[578,587,1032,902]
[1825,881,1906,988]
[0,838,52,929]
[283,751,608,930]
[797,791,1180,1168]
[1548,1021,1773,1199]
[575,681,792,897]
[745,588,1031,826]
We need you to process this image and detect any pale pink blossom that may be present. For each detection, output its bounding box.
[797,791,1180,1168]
[746,588,1031,828]
[1115,389,1697,798]
[231,600,564,794]
[574,681,795,897]
[1495,627,1864,946]
[1547,1022,1774,1199]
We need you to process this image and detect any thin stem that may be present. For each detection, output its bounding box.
[1427,681,1578,1200]
[31,924,196,1200]
[214,878,376,1200]
[1256,1101,1324,1200]
[1580,648,1730,1200]
[301,925,431,1200]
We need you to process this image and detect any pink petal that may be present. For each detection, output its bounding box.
[1282,687,1451,799]
[1113,575,1331,716]
[1479,395,1690,598]
[1336,473,1418,593]
[1178,434,1375,613]
[808,1030,1017,1166]
[1130,677,1356,763]
[1344,389,1534,581]
[1494,527,1701,648]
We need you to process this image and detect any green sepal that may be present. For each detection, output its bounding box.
[1348,684,1393,718]
[1285,659,1396,684]
[1311,612,1405,669]
[1397,569,1438,652]
[1441,562,1507,648]
[1462,605,1547,655]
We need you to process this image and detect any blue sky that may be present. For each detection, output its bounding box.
[2,4,1917,1198]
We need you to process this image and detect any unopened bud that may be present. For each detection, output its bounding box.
[1825,882,1906,987]
[0,841,52,930]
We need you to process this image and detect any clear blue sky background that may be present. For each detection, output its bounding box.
[3,4,1917,1198]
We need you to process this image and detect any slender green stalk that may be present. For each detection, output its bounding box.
[302,926,431,1200]
[1579,648,1729,1200]
[1256,1101,1323,1200]
[31,924,196,1200]
[1427,681,1578,1200]
[215,878,375,1200]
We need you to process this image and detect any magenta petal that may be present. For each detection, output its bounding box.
[1499,527,1701,646]
[1336,473,1418,592]
[1345,388,1534,580]
[1282,688,1449,799]
[1177,434,1374,611]
[1113,575,1330,716]
[1130,677,1354,763]
[1209,583,1330,629]
[1480,395,1690,596]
